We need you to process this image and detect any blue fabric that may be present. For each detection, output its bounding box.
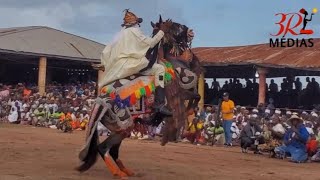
[283,124,309,149]
[275,145,308,162]
[223,120,233,144]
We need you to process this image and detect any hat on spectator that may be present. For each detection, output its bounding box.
[39,104,44,109]
[82,108,87,111]
[275,109,281,115]
[249,114,258,119]
[265,109,271,114]
[311,112,319,117]
[223,92,229,97]
[241,106,246,110]
[302,111,308,115]
[287,114,303,125]
[252,109,258,113]
[31,104,37,109]
[286,111,292,115]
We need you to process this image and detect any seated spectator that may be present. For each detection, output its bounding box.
[20,107,32,125]
[194,118,205,144]
[271,115,286,139]
[240,117,265,154]
[274,115,309,163]
[205,122,224,145]
[182,117,201,144]
[8,105,19,124]
[32,104,46,126]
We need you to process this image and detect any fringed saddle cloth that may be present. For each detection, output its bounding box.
[99,61,176,108]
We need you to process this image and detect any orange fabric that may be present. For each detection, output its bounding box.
[116,160,135,176]
[104,156,127,177]
[66,113,72,120]
[123,10,138,24]
[23,89,31,97]
[59,113,66,121]
[72,120,80,129]
[221,100,235,120]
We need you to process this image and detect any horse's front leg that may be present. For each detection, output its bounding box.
[98,133,128,179]
[112,142,135,177]
[184,90,201,111]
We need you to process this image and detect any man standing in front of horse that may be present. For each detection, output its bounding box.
[99,9,171,115]
[221,92,235,146]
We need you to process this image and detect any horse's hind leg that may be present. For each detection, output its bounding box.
[110,142,135,176]
[98,134,127,178]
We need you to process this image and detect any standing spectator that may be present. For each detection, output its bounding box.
[274,115,309,163]
[269,79,278,93]
[221,92,235,146]
[222,81,229,92]
[211,78,220,91]
[295,78,302,92]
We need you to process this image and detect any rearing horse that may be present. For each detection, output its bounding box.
[151,16,202,144]
[76,16,203,179]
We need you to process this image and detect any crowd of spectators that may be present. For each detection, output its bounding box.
[2,80,320,163]
[205,77,320,109]
[0,82,96,130]
[177,100,320,163]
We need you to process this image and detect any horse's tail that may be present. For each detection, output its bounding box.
[75,129,99,172]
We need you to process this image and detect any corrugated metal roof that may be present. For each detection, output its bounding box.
[0,26,104,62]
[192,38,320,71]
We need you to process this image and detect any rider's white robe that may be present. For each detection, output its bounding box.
[99,26,164,88]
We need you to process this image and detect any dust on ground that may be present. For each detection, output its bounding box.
[0,124,319,180]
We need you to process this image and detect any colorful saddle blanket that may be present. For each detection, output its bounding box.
[100,61,175,108]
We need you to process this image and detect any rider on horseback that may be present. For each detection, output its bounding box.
[99,9,172,116]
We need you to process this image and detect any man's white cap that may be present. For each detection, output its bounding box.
[275,109,281,115]
[82,108,87,111]
[241,106,246,110]
[251,114,258,118]
[311,112,319,117]
[265,109,271,114]
[286,111,292,115]
[302,111,308,115]
[252,109,258,113]
[38,104,44,108]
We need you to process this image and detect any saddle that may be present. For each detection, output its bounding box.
[99,61,175,108]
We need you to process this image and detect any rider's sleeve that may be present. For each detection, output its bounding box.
[131,28,164,48]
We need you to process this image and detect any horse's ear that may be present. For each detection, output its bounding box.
[159,15,163,23]
[151,21,155,28]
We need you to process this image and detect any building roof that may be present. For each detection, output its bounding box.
[192,38,320,71]
[0,26,105,62]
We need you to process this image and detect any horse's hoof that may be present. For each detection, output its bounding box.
[122,169,135,176]
[113,170,128,179]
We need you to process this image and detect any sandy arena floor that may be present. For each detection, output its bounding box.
[0,124,320,180]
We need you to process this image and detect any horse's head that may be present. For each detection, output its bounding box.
[151,15,194,56]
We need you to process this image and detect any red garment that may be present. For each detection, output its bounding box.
[307,139,318,154]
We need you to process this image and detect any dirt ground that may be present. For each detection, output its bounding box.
[1,124,320,180]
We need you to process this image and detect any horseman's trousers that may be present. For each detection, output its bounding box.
[99,56,165,88]
[141,63,165,88]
